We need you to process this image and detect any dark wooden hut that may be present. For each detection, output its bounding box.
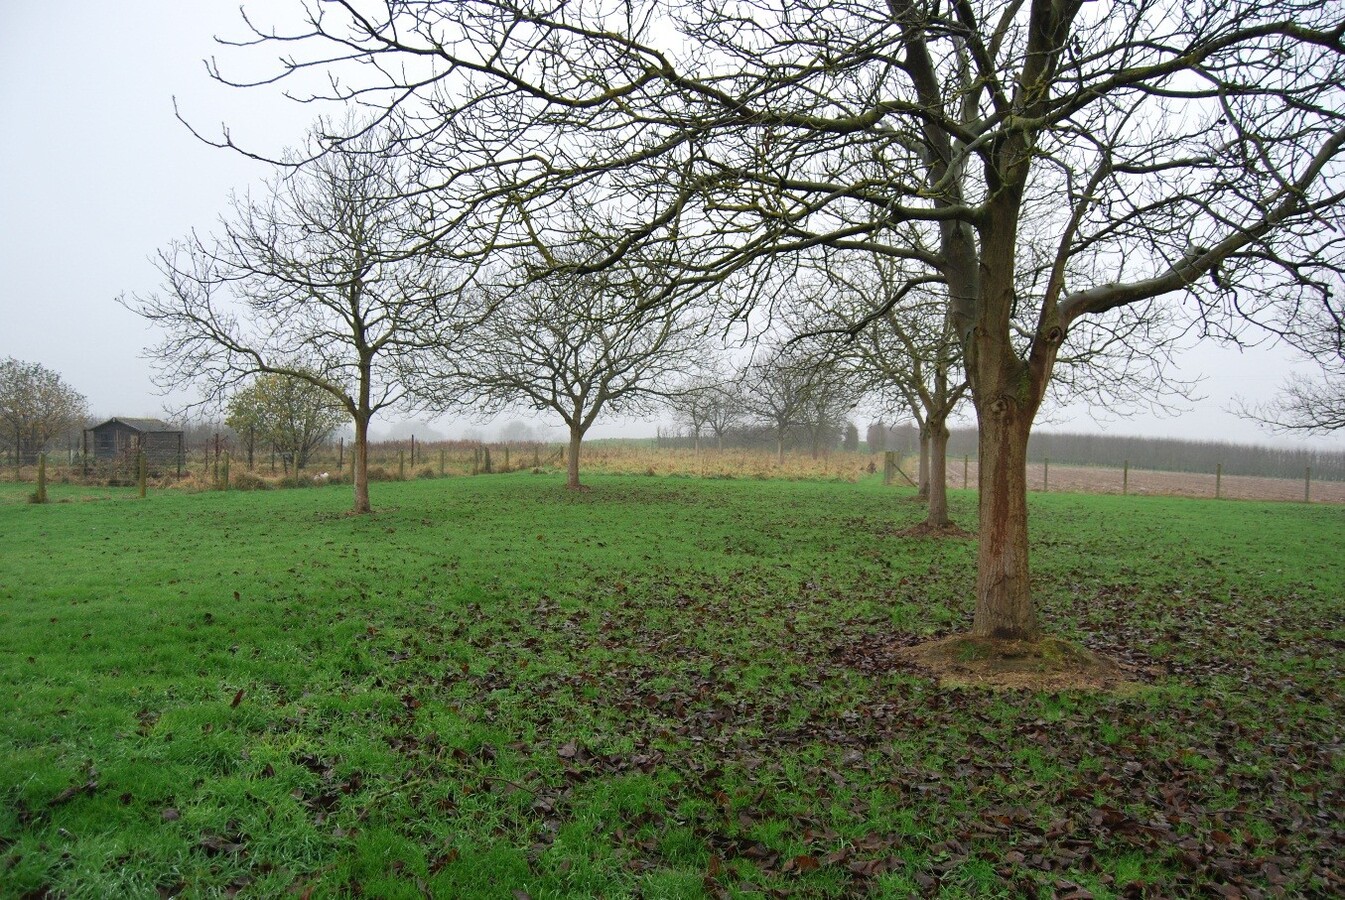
[85,418,184,476]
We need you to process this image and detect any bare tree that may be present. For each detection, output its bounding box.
[446,252,708,489]
[703,380,745,451]
[125,120,476,513]
[792,253,969,527]
[740,347,854,464]
[0,358,88,465]
[794,363,860,461]
[665,374,721,452]
[208,1,1345,641]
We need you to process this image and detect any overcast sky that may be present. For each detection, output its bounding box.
[1,1,1341,450]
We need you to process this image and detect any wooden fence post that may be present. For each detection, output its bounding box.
[337,437,343,471]
[439,447,446,476]
[1305,466,1311,503]
[963,455,969,489]
[138,449,147,498]
[883,450,895,485]
[1215,463,1222,499]
[34,453,48,504]
[1123,459,1129,495]
[411,435,416,468]
[1043,457,1049,492]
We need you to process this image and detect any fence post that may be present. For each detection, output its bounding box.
[1305,466,1311,503]
[411,435,416,468]
[1215,463,1222,499]
[963,455,969,489]
[1043,457,1049,492]
[484,446,493,474]
[439,447,446,476]
[1123,459,1129,495]
[338,437,344,471]
[138,449,147,498]
[504,444,510,472]
[35,453,48,504]
[883,450,895,485]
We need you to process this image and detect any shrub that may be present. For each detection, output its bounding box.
[231,472,271,491]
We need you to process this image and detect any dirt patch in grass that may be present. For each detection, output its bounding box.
[900,634,1142,693]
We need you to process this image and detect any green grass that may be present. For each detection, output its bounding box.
[1,475,1341,897]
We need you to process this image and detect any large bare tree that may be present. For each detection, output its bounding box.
[126,120,476,513]
[208,0,1345,642]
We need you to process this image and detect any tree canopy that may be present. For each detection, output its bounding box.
[0,358,88,464]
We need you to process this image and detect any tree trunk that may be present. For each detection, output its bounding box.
[917,426,931,501]
[566,427,583,489]
[777,433,785,465]
[353,414,371,514]
[971,402,1039,640]
[925,420,952,528]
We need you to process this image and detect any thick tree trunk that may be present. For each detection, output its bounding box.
[353,414,371,514]
[925,420,951,528]
[776,433,785,465]
[971,402,1039,640]
[566,427,583,489]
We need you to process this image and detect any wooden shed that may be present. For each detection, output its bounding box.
[84,418,184,476]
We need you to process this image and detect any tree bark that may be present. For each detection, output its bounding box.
[566,426,583,489]
[917,425,931,501]
[925,419,951,528]
[352,414,372,514]
[971,398,1039,640]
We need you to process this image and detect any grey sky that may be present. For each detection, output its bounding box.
[1,1,1340,449]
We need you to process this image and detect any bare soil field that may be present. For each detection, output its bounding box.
[947,459,1345,503]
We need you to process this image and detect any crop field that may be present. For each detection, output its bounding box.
[1,475,1341,898]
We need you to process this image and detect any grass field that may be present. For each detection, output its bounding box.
[1,475,1341,898]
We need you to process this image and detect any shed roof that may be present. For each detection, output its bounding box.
[92,417,177,433]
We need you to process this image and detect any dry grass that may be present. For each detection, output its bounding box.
[579,444,880,481]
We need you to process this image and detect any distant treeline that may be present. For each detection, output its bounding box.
[876,423,1345,482]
